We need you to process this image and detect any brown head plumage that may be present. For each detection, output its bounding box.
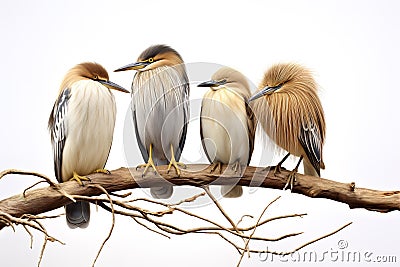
[49,62,128,130]
[59,62,109,92]
[209,67,251,98]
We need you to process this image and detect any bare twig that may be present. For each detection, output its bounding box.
[0,169,56,187]
[203,186,242,235]
[38,236,48,267]
[23,181,49,198]
[0,211,65,267]
[132,217,170,238]
[283,222,353,255]
[0,168,75,202]
[237,196,281,266]
[109,191,132,198]
[257,222,353,256]
[22,224,34,248]
[237,215,254,227]
[170,192,206,206]
[88,184,116,267]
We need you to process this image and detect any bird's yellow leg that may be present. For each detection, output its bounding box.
[70,171,91,186]
[210,161,222,174]
[137,144,159,177]
[167,144,186,176]
[284,156,303,191]
[94,169,111,174]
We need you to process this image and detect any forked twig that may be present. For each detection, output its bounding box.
[203,186,242,235]
[0,169,75,202]
[237,196,281,266]
[0,169,57,188]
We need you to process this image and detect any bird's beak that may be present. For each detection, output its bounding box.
[114,61,150,72]
[249,85,282,102]
[97,79,130,93]
[197,79,227,88]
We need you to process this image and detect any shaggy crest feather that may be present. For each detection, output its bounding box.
[253,63,325,175]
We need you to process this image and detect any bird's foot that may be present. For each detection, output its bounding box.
[70,171,91,186]
[94,168,111,175]
[273,163,284,176]
[271,153,290,176]
[283,167,299,191]
[261,164,283,175]
[210,161,222,174]
[137,158,158,177]
[230,161,244,175]
[167,158,186,176]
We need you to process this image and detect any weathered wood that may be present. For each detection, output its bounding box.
[0,164,399,230]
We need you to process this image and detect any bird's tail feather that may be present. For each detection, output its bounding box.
[65,201,90,229]
[303,158,320,177]
[221,185,243,198]
[151,186,173,199]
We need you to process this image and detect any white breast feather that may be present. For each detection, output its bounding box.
[61,80,116,181]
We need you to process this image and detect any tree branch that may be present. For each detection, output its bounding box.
[0,165,365,266]
[0,164,398,229]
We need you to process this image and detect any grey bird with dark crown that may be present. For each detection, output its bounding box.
[49,62,129,228]
[198,67,256,198]
[115,44,190,199]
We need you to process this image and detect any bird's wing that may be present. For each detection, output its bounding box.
[49,88,71,183]
[132,104,149,163]
[245,98,257,165]
[199,106,212,164]
[176,72,190,161]
[298,119,322,176]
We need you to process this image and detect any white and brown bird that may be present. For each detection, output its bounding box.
[198,67,256,198]
[49,62,129,228]
[115,44,189,199]
[249,63,325,190]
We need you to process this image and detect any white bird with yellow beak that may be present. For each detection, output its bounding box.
[198,67,256,198]
[49,62,129,228]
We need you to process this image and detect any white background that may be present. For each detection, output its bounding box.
[0,0,399,266]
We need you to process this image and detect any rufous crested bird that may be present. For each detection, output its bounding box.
[249,63,325,190]
[49,62,129,228]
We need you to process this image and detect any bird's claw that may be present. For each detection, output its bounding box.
[283,168,298,191]
[230,161,243,176]
[210,162,222,174]
[137,160,159,177]
[167,159,185,176]
[273,153,290,176]
[94,168,111,175]
[273,164,283,176]
[70,171,91,186]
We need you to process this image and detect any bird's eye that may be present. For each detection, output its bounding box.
[93,75,99,80]
[148,58,154,63]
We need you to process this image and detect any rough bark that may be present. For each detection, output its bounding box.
[0,164,399,230]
